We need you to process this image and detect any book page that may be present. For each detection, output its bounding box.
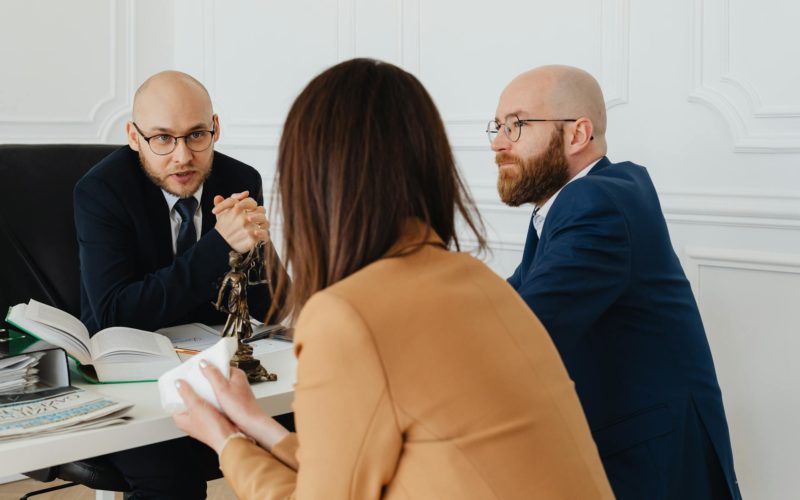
[158,323,222,351]
[90,327,177,360]
[251,338,294,356]
[24,300,91,349]
[6,304,92,365]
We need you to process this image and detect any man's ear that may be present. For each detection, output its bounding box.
[212,114,221,144]
[568,117,594,154]
[126,121,140,151]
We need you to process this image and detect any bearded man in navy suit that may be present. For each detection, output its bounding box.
[490,65,741,500]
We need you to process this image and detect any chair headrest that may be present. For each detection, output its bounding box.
[0,144,122,318]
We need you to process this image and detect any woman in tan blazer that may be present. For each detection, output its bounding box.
[174,58,613,499]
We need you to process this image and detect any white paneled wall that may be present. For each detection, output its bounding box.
[2,1,799,497]
[0,0,175,144]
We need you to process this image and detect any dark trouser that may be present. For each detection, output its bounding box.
[106,413,295,499]
[106,437,219,499]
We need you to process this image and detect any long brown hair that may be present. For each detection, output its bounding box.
[269,58,485,318]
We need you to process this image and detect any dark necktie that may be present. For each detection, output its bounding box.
[175,197,198,256]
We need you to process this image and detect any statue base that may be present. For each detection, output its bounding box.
[231,341,278,383]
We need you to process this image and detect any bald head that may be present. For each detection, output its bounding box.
[126,70,219,198]
[499,65,607,155]
[132,70,213,124]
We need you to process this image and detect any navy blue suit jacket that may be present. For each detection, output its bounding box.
[74,146,273,335]
[509,157,740,499]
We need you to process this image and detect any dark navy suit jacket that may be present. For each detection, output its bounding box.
[509,157,740,500]
[74,146,273,335]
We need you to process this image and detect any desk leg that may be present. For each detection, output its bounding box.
[95,490,116,500]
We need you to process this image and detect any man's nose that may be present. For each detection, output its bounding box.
[490,132,510,153]
[172,138,193,163]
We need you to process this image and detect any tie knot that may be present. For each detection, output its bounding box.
[175,197,198,222]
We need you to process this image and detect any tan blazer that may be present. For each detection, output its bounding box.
[220,224,613,499]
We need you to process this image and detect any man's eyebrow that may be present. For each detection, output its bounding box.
[148,123,210,134]
[186,122,211,131]
[149,126,175,134]
[494,111,528,122]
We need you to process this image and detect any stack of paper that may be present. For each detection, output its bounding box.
[0,352,45,395]
[0,386,132,440]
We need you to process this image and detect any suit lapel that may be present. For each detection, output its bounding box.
[534,155,612,259]
[200,166,220,236]
[520,212,540,271]
[140,176,174,267]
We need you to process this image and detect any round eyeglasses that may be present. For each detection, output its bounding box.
[132,122,216,155]
[486,114,577,143]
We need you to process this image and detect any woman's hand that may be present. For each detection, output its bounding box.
[173,379,239,454]
[201,362,290,451]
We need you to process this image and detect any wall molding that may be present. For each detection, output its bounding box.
[176,0,251,146]
[399,0,420,75]
[601,0,630,109]
[183,0,360,149]
[659,188,800,229]
[686,247,800,271]
[470,180,800,230]
[688,0,800,153]
[337,0,356,60]
[446,0,630,151]
[201,0,216,98]
[218,120,283,149]
[0,0,134,142]
[684,245,800,299]
[466,186,800,275]
[180,0,629,153]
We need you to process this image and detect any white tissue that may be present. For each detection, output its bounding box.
[158,337,238,414]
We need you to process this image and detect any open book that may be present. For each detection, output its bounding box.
[5,300,181,383]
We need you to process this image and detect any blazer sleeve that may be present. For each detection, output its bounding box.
[219,436,299,499]
[74,175,231,332]
[220,291,403,500]
[516,181,631,352]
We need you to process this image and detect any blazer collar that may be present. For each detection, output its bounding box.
[586,156,611,175]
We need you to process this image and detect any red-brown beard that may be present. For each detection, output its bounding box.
[496,127,570,207]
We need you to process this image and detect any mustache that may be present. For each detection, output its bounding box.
[495,153,521,166]
[166,166,197,175]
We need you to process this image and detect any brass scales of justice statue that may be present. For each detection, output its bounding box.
[213,241,278,382]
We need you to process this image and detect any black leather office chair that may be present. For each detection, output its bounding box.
[0,144,132,497]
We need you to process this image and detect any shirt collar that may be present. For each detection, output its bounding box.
[162,184,204,214]
[532,158,601,237]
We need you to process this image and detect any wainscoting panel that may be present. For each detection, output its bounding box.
[685,248,800,499]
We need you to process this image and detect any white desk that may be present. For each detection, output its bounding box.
[0,348,296,477]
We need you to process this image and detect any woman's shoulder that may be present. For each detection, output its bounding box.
[330,244,480,295]
[311,247,508,326]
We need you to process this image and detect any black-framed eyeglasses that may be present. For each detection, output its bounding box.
[486,114,577,143]
[132,122,216,155]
